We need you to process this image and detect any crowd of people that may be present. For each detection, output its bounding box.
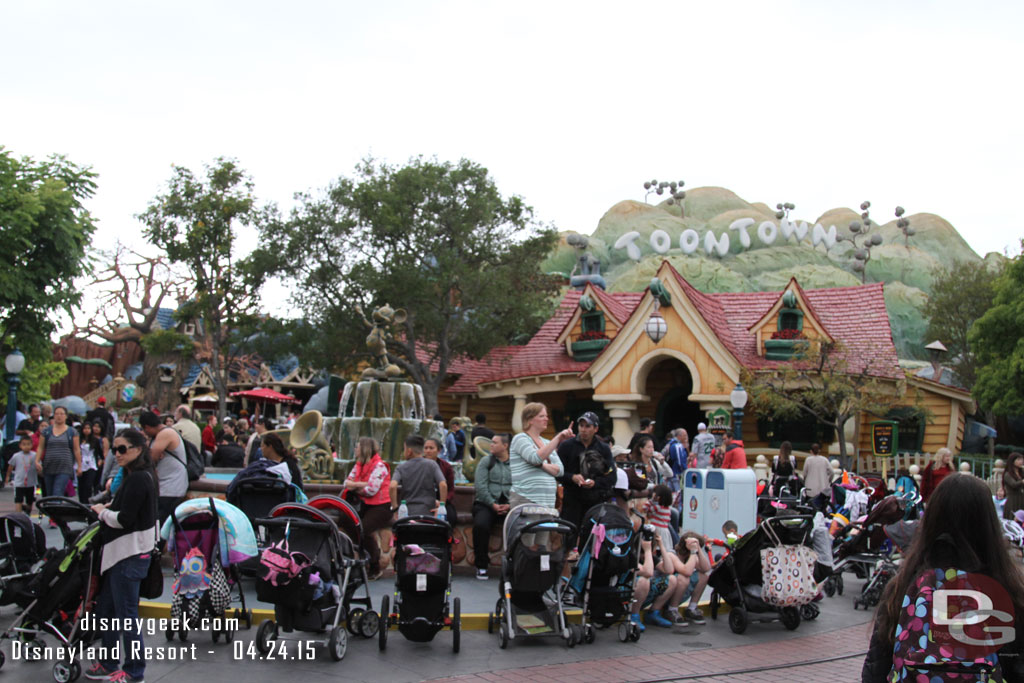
[6,397,1024,680]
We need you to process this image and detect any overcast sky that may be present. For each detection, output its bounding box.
[4,0,1022,320]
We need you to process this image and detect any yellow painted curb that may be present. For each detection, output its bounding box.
[139,600,720,631]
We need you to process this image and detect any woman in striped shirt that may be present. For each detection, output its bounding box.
[508,402,573,509]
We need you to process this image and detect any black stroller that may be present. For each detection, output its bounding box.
[0,512,47,604]
[827,494,908,599]
[379,516,460,653]
[708,514,826,634]
[229,476,295,577]
[0,498,102,682]
[488,504,577,648]
[254,500,377,662]
[566,503,641,644]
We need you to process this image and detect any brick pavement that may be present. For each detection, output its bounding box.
[429,623,873,683]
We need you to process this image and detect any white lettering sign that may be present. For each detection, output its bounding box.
[612,220,842,261]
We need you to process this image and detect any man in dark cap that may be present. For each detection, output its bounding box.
[557,411,616,552]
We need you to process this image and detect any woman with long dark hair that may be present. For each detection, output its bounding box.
[1003,452,1024,521]
[260,432,303,490]
[344,437,391,579]
[862,474,1024,681]
[77,421,103,503]
[86,428,159,683]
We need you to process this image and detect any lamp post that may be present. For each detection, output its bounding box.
[4,349,25,445]
[730,382,748,440]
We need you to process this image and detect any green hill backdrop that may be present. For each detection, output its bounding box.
[542,187,1003,359]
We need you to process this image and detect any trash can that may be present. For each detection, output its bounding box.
[682,468,756,539]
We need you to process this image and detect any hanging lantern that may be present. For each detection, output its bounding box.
[645,307,668,343]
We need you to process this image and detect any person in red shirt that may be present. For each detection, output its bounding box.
[921,447,954,501]
[721,434,747,469]
[201,413,218,456]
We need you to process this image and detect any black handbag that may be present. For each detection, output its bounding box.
[139,483,163,599]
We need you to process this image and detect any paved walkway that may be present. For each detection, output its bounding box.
[431,623,871,682]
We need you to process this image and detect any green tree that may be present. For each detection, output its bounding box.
[744,342,906,468]
[252,156,560,415]
[970,243,1024,415]
[922,260,1003,389]
[0,147,97,357]
[138,158,269,420]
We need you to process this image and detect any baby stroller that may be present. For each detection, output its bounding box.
[305,495,379,639]
[488,504,576,649]
[0,512,47,604]
[379,516,460,653]
[708,514,825,634]
[827,494,908,598]
[566,503,640,644]
[160,497,258,642]
[254,500,377,662]
[229,476,296,577]
[0,498,102,682]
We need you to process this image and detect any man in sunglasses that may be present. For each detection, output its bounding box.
[557,411,616,552]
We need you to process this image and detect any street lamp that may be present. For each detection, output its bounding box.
[730,382,748,440]
[5,349,25,444]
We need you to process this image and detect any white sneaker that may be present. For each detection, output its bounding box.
[476,568,488,580]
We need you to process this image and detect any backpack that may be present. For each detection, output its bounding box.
[889,568,1008,681]
[170,434,205,482]
[773,454,796,478]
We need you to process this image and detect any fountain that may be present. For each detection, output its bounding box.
[321,303,444,476]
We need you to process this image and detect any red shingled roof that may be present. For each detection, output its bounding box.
[445,264,901,395]
[664,264,900,378]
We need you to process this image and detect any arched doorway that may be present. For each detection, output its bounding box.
[637,358,703,446]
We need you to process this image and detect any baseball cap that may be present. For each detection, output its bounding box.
[577,411,600,427]
[615,469,629,490]
[97,396,106,405]
[697,422,707,431]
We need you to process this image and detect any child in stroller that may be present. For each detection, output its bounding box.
[708,514,826,634]
[160,497,258,642]
[489,504,577,648]
[827,493,910,599]
[566,502,641,644]
[254,500,377,662]
[379,515,460,652]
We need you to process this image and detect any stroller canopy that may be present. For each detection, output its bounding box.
[160,497,258,566]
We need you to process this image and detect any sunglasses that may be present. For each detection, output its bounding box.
[112,445,133,455]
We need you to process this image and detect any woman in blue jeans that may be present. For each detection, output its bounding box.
[35,405,81,504]
[87,428,158,683]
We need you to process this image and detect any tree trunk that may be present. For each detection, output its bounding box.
[138,352,190,414]
[835,416,852,471]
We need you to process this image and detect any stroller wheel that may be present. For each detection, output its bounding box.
[564,626,575,648]
[378,595,389,652]
[452,597,461,654]
[710,591,720,620]
[728,607,748,634]
[487,612,495,634]
[617,622,630,642]
[823,576,836,598]
[837,574,844,595]
[498,623,509,649]
[0,649,5,669]
[225,627,235,643]
[800,603,820,621]
[359,611,380,639]
[347,608,365,636]
[256,619,277,655]
[584,624,595,644]
[629,623,642,642]
[179,627,188,642]
[52,659,80,683]
[212,630,220,644]
[165,627,175,642]
[328,626,347,662]
[780,607,801,630]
